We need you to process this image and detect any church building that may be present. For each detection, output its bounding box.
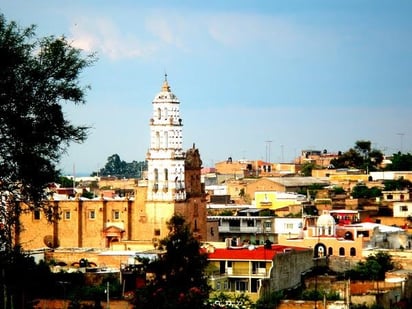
[17,77,208,251]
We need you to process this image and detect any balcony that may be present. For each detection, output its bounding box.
[218,226,273,234]
[226,267,268,277]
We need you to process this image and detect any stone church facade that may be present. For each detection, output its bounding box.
[17,77,208,251]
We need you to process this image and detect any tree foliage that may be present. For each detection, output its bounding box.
[387,152,412,171]
[133,214,210,308]
[208,292,253,308]
[346,251,393,281]
[91,153,147,178]
[383,177,412,191]
[0,13,94,308]
[331,140,383,171]
[351,184,381,199]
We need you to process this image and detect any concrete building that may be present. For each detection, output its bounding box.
[278,210,408,262]
[205,243,313,301]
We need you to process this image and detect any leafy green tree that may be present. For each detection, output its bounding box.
[92,153,147,178]
[300,162,316,176]
[133,214,210,308]
[331,140,383,171]
[59,176,75,188]
[346,252,393,281]
[387,152,412,171]
[383,177,412,191]
[0,13,94,308]
[351,184,382,199]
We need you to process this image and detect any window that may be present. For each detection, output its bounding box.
[34,210,40,220]
[400,205,408,212]
[339,247,345,256]
[89,210,96,219]
[387,194,393,200]
[328,247,333,256]
[64,211,71,220]
[154,229,160,236]
[216,282,221,290]
[350,247,356,256]
[112,210,120,220]
[285,223,294,230]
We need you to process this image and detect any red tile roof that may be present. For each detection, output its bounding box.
[206,244,310,261]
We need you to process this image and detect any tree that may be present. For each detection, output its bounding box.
[387,152,412,171]
[300,162,316,176]
[330,140,383,171]
[133,214,210,308]
[351,184,382,199]
[347,251,393,281]
[0,14,94,308]
[92,153,147,178]
[383,177,412,191]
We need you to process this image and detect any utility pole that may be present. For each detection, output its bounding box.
[106,281,110,309]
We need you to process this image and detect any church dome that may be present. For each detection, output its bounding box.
[317,212,336,227]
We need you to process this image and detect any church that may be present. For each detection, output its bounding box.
[17,77,208,251]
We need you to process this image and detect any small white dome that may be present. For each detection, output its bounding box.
[317,212,336,227]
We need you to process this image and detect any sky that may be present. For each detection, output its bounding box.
[2,1,412,175]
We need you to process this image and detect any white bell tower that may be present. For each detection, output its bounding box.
[146,75,186,201]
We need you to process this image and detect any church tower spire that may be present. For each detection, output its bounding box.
[146,75,186,201]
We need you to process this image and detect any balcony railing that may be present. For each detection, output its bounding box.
[226,267,268,277]
[218,226,273,234]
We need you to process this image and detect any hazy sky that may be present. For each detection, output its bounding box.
[2,0,412,175]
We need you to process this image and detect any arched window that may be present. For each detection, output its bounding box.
[339,247,345,256]
[350,247,356,256]
[164,168,168,181]
[155,131,160,148]
[164,107,168,119]
[328,247,333,256]
[157,107,161,120]
[154,169,158,182]
[164,131,168,148]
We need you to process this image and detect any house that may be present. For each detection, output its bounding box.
[278,210,408,267]
[205,243,313,300]
[207,208,276,244]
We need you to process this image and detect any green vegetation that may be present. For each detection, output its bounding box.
[133,214,210,308]
[0,13,94,308]
[300,162,317,176]
[386,152,412,171]
[383,177,412,191]
[331,140,383,171]
[208,292,253,308]
[91,153,147,179]
[346,251,393,281]
[254,290,283,309]
[351,184,382,199]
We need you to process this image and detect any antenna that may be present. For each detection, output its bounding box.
[265,140,272,162]
[396,133,405,153]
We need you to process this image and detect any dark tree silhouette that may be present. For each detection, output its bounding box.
[134,214,210,308]
[0,13,94,308]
